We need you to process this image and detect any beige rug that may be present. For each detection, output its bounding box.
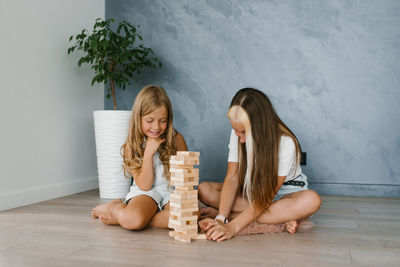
[237,220,315,235]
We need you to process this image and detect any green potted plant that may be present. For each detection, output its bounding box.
[68,18,161,110]
[68,18,162,198]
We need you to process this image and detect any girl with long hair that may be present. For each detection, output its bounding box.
[198,88,321,241]
[92,85,188,229]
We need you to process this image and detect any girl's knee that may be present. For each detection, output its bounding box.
[118,210,148,230]
[198,182,214,204]
[301,190,322,214]
[198,182,209,200]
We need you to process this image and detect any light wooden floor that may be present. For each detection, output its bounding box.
[0,190,399,267]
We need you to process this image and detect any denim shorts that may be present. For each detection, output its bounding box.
[125,183,171,211]
[273,173,309,202]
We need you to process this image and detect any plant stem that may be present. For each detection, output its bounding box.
[109,61,117,110]
[110,78,116,110]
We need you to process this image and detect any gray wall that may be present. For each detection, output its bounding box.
[106,0,400,197]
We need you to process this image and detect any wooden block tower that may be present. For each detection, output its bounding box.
[168,151,206,243]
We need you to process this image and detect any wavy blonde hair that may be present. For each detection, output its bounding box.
[228,88,302,214]
[121,85,176,181]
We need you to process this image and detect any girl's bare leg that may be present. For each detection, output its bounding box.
[198,182,248,219]
[198,182,222,219]
[256,190,321,233]
[149,202,170,228]
[100,195,158,230]
[229,190,321,233]
[91,199,122,218]
[198,182,321,233]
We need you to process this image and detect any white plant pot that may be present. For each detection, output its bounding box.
[93,110,132,199]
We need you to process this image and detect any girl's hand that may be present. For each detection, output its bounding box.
[206,222,236,242]
[198,218,220,231]
[198,218,236,242]
[144,137,165,156]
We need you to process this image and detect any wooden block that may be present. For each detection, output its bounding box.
[170,192,197,200]
[170,201,198,209]
[170,168,189,174]
[169,230,179,237]
[169,169,199,173]
[169,220,184,228]
[170,176,198,183]
[170,231,198,239]
[171,190,197,196]
[192,234,207,240]
[170,230,193,243]
[174,186,194,191]
[169,215,198,221]
[170,198,197,205]
[170,164,193,169]
[172,224,198,231]
[170,197,198,205]
[168,223,198,231]
[177,151,200,157]
[170,180,198,187]
[170,176,189,182]
[169,155,196,161]
[174,228,198,235]
[174,236,191,243]
[170,159,199,165]
[169,210,195,218]
[171,155,199,162]
[169,167,199,175]
[189,168,199,173]
[170,206,198,213]
[171,172,199,179]
[170,176,199,183]
[169,218,197,227]
[169,229,203,243]
[169,217,197,224]
[170,180,199,190]
[170,155,199,165]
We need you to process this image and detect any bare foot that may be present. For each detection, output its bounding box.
[200,206,219,219]
[99,214,119,225]
[91,199,122,218]
[285,220,300,234]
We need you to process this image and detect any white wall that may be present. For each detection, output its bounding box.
[0,0,104,211]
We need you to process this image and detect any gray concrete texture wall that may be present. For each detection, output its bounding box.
[106,0,400,197]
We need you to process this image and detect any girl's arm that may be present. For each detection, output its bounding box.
[133,133,187,190]
[174,132,188,151]
[217,162,239,220]
[132,137,165,191]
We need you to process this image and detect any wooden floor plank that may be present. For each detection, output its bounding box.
[0,190,399,266]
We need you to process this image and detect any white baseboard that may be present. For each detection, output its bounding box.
[308,182,400,198]
[0,177,99,211]
[199,178,400,198]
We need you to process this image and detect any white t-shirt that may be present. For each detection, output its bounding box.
[227,129,301,182]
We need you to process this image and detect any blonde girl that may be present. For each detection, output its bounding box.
[198,88,321,241]
[92,85,187,229]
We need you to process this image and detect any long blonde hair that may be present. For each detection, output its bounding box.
[121,85,176,181]
[228,88,302,214]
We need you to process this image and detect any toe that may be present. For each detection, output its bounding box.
[91,209,98,218]
[285,221,297,234]
[99,215,108,224]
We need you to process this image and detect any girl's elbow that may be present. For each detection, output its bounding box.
[224,176,239,187]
